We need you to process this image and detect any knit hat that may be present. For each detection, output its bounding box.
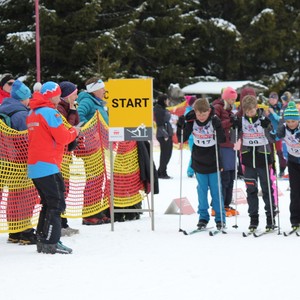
[11,80,31,101]
[86,79,105,93]
[40,81,61,99]
[240,87,256,101]
[0,73,14,87]
[284,101,300,121]
[185,95,197,106]
[59,81,77,98]
[281,91,292,103]
[33,82,42,92]
[269,91,278,99]
[222,87,238,101]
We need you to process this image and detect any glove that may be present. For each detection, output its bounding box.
[269,130,277,140]
[259,116,270,128]
[230,115,239,129]
[67,138,78,152]
[177,115,186,129]
[295,131,300,140]
[211,115,220,129]
[276,124,286,138]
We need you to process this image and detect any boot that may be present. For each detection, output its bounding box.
[19,229,37,245]
[197,219,208,229]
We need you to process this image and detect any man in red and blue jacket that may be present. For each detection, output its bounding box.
[27,81,80,254]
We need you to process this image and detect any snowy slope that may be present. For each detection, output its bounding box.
[0,149,296,300]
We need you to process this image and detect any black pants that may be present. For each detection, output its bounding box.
[244,165,275,218]
[221,170,235,207]
[288,161,300,225]
[32,173,66,244]
[157,136,173,176]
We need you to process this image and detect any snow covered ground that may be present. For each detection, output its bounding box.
[0,148,296,300]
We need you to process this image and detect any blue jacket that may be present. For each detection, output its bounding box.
[268,102,282,140]
[77,91,108,124]
[0,97,29,130]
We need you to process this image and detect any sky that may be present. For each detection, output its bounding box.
[0,148,297,300]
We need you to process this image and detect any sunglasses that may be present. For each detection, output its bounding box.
[6,81,14,86]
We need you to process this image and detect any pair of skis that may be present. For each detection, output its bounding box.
[283,227,300,236]
[180,227,227,236]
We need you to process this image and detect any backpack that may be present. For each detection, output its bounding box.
[0,110,25,128]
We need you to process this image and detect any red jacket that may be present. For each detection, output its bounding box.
[27,92,77,179]
[212,98,234,148]
[0,88,10,104]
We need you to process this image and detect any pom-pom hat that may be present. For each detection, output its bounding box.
[11,80,31,101]
[284,101,300,121]
[40,81,61,99]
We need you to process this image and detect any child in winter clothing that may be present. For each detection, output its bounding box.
[267,92,287,177]
[276,101,300,228]
[233,95,276,230]
[213,86,239,217]
[177,98,226,229]
[184,95,197,177]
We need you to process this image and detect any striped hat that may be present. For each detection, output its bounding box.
[41,81,61,99]
[284,101,300,121]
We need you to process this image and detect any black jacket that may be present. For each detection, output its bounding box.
[176,108,226,174]
[153,104,173,139]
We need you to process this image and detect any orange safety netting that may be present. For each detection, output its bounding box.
[0,111,145,233]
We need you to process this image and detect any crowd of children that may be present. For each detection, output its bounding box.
[178,87,300,233]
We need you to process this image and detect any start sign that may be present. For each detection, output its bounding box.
[105,78,153,141]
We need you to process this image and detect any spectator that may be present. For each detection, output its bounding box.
[57,81,80,236]
[27,81,80,254]
[213,87,239,217]
[0,80,36,244]
[0,73,14,104]
[267,92,287,177]
[77,77,110,225]
[184,95,197,177]
[153,94,173,179]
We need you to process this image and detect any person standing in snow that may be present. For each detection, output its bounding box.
[266,91,287,177]
[176,98,226,230]
[184,95,197,178]
[276,101,300,229]
[77,77,111,225]
[0,80,37,245]
[57,81,80,236]
[153,94,174,179]
[213,87,239,217]
[233,95,276,231]
[0,73,14,104]
[27,81,80,254]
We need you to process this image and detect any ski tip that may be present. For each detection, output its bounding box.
[179,228,188,235]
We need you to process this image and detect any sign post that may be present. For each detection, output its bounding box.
[105,78,154,230]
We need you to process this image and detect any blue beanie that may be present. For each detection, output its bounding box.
[11,80,31,101]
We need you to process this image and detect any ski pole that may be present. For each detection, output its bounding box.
[263,143,275,229]
[272,143,281,235]
[214,129,225,230]
[232,127,239,229]
[178,128,184,232]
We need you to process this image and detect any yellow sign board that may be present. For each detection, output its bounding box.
[105,78,153,141]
